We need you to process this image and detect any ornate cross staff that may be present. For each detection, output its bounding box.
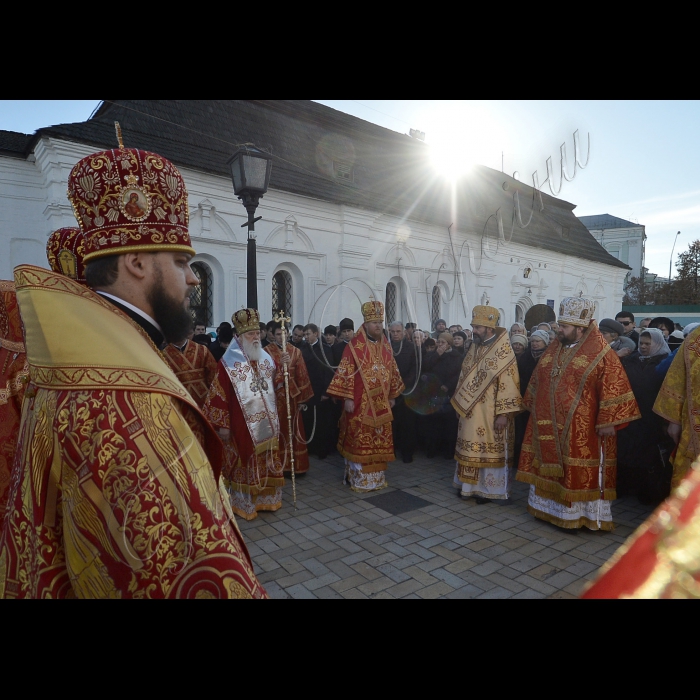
[273,308,297,508]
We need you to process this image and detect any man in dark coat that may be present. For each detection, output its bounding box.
[616,311,639,349]
[333,318,354,365]
[388,322,417,462]
[209,324,233,362]
[302,323,336,459]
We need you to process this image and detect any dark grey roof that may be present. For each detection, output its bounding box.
[578,213,641,230]
[0,129,33,157]
[28,100,628,270]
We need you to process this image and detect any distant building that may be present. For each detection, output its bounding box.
[1,100,630,330]
[578,214,645,284]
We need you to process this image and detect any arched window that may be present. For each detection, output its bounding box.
[385,282,397,325]
[190,261,213,326]
[431,285,441,330]
[272,270,293,321]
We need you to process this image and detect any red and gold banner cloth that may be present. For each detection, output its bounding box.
[582,458,700,598]
[653,325,700,489]
[266,343,314,473]
[0,265,265,598]
[162,340,218,409]
[516,321,640,505]
[326,325,404,466]
[0,281,29,525]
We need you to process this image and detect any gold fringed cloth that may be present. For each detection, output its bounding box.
[0,280,29,524]
[326,326,404,468]
[162,339,218,408]
[0,265,265,599]
[582,458,700,599]
[516,321,641,509]
[267,343,314,473]
[653,326,700,489]
[451,328,521,478]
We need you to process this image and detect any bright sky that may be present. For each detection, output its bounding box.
[2,99,697,278]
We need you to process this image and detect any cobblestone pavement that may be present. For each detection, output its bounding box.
[238,453,654,599]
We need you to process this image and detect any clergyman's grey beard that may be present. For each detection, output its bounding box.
[241,336,263,362]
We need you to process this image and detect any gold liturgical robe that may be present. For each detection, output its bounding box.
[654,325,700,489]
[451,328,521,488]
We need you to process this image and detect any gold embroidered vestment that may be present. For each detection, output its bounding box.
[451,328,521,481]
[653,325,700,489]
[0,266,265,599]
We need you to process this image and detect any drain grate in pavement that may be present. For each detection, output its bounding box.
[362,489,432,515]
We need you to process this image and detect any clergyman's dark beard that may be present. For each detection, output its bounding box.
[148,274,193,344]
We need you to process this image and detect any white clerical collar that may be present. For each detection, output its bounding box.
[96,291,163,333]
[483,334,497,344]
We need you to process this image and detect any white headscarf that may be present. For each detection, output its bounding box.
[639,327,670,359]
[530,330,550,345]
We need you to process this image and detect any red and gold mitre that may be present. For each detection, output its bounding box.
[362,300,384,323]
[559,296,595,327]
[46,227,87,284]
[67,144,196,264]
[471,305,499,329]
[0,280,23,347]
[232,308,260,335]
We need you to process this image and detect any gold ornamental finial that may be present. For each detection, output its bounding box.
[114,121,124,149]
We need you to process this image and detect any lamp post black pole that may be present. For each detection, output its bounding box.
[241,193,263,309]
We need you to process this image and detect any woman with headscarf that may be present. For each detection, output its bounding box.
[514,329,550,469]
[617,328,673,505]
[510,333,527,358]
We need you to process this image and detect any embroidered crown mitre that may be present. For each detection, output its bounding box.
[67,135,195,264]
[46,227,87,285]
[232,308,261,335]
[471,305,499,329]
[362,300,384,323]
[559,296,595,327]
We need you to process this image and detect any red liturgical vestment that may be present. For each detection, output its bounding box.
[162,339,217,408]
[326,326,404,491]
[0,281,29,526]
[202,338,283,520]
[266,343,314,474]
[516,321,640,530]
[0,266,265,599]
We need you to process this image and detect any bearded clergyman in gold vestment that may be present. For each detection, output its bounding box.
[451,305,521,502]
[653,325,700,490]
[0,140,265,599]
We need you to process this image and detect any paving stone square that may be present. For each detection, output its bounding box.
[238,452,653,599]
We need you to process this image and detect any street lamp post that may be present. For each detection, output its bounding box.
[669,231,680,304]
[669,231,681,281]
[227,145,273,310]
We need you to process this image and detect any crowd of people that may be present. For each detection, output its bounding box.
[5,134,700,598]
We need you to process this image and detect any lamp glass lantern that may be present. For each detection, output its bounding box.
[228,146,273,200]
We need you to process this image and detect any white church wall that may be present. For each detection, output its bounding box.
[0,136,629,333]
